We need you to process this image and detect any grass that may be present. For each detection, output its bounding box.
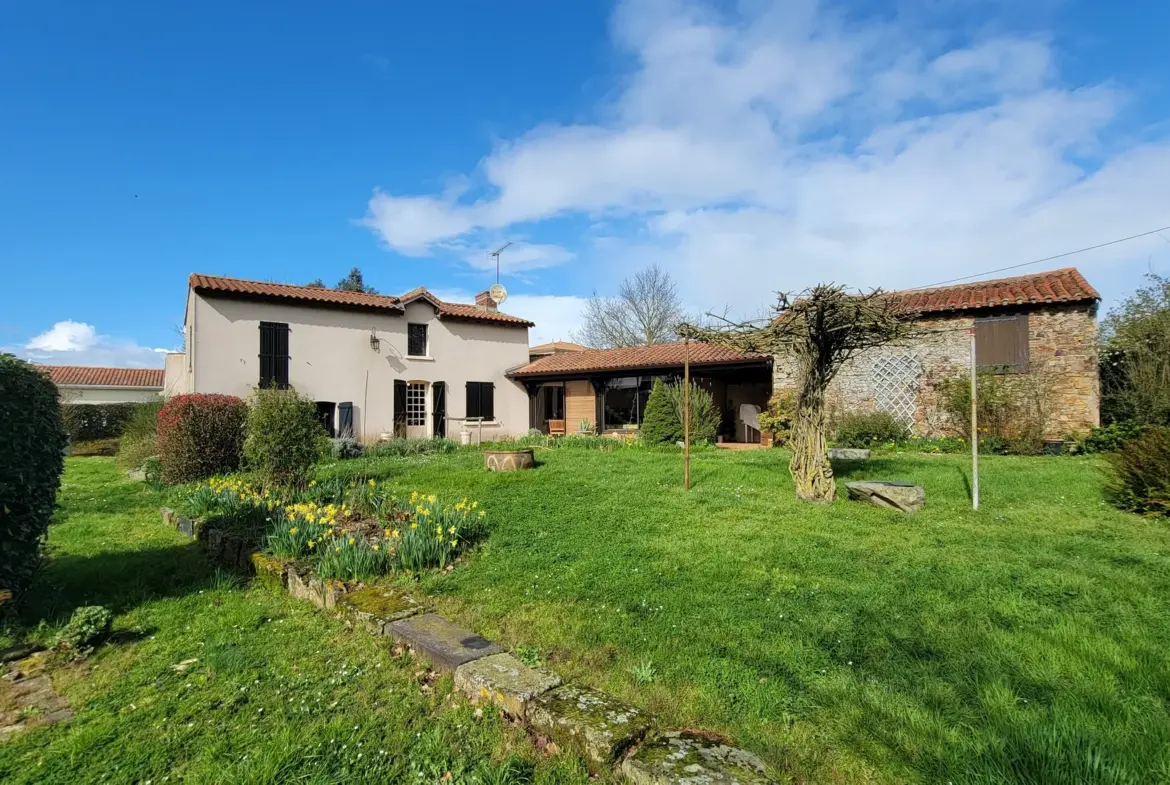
[317,446,1170,784]
[0,459,598,785]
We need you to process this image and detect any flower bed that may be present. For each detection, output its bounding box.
[166,476,489,581]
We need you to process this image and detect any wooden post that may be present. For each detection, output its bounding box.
[970,328,979,510]
[684,337,691,491]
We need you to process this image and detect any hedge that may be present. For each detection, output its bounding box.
[157,394,247,484]
[0,354,68,599]
[61,402,144,442]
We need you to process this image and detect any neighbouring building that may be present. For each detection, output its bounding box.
[41,365,164,404]
[528,340,587,363]
[164,274,534,440]
[771,267,1101,438]
[508,342,772,442]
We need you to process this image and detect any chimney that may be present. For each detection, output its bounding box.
[475,291,497,312]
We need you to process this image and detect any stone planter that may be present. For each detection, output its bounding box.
[484,448,535,472]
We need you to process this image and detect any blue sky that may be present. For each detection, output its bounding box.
[2,0,1169,366]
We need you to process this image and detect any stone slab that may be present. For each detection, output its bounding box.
[846,481,925,513]
[621,731,775,785]
[308,577,346,610]
[387,613,502,673]
[338,587,423,635]
[527,685,652,772]
[177,517,196,538]
[828,448,871,461]
[453,653,561,718]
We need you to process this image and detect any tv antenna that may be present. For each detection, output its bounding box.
[488,242,512,284]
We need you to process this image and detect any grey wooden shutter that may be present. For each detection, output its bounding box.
[259,322,290,387]
[466,381,481,418]
[337,402,354,438]
[432,382,446,437]
[975,314,1029,372]
[393,379,407,437]
[482,383,494,421]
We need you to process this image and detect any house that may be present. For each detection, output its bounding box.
[528,340,587,363]
[508,342,772,441]
[772,267,1101,438]
[41,365,164,404]
[164,274,534,440]
[510,267,1101,442]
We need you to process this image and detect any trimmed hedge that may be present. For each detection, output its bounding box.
[157,394,247,484]
[61,402,143,442]
[244,387,329,487]
[1,354,68,598]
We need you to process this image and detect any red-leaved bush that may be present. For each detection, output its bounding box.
[156,394,247,484]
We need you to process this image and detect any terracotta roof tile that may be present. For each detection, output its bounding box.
[40,365,164,388]
[510,342,763,378]
[891,267,1099,315]
[189,274,533,327]
[529,341,587,354]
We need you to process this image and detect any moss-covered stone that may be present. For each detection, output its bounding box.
[338,586,422,634]
[308,576,346,610]
[453,653,561,718]
[620,731,775,785]
[250,552,287,593]
[527,685,653,772]
[286,565,320,605]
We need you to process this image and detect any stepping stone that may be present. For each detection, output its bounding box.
[828,448,870,461]
[527,685,652,772]
[621,731,776,785]
[387,613,501,673]
[338,587,422,635]
[453,653,561,718]
[846,481,925,512]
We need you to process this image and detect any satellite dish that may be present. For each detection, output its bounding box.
[489,283,508,304]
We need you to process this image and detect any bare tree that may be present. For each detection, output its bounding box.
[573,263,684,348]
[680,286,918,503]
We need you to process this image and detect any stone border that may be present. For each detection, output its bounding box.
[160,508,776,783]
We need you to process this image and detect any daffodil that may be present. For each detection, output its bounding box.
[368,479,376,487]
[448,526,456,534]
[410,522,418,529]
[348,537,356,545]
[449,539,457,547]
[289,527,298,535]
[308,540,316,549]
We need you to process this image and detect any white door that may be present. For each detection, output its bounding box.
[405,381,428,439]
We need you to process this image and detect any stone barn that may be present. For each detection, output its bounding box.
[772,268,1101,439]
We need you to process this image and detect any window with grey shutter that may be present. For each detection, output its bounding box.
[975,314,1029,372]
[465,381,495,420]
[259,322,290,388]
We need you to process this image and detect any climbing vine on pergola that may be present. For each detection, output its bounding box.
[680,285,918,503]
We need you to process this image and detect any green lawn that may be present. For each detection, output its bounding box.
[0,459,597,785]
[315,446,1170,784]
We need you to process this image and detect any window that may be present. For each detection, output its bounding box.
[407,323,428,357]
[466,382,495,420]
[406,382,426,426]
[315,401,336,437]
[975,314,1029,372]
[259,322,290,388]
[542,385,565,420]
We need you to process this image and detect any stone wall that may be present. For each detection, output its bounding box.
[772,303,1099,438]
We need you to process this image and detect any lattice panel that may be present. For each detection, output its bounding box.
[870,353,922,427]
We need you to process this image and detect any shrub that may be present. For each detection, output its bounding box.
[640,380,720,445]
[1105,426,1170,517]
[639,379,677,444]
[364,437,458,458]
[53,605,113,655]
[0,354,67,599]
[116,401,163,470]
[330,437,365,460]
[833,410,910,448]
[757,390,796,445]
[1101,273,1170,427]
[157,394,247,485]
[243,388,329,487]
[1075,421,1147,454]
[61,402,143,442]
[936,370,1048,455]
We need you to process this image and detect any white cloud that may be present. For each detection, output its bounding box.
[19,321,168,368]
[462,243,575,273]
[26,321,98,352]
[360,0,1170,313]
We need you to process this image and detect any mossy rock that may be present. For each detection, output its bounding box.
[250,552,287,593]
[621,731,775,784]
[527,685,653,772]
[453,653,561,718]
[338,587,422,634]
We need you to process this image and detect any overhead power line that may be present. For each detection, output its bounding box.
[905,224,1170,291]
